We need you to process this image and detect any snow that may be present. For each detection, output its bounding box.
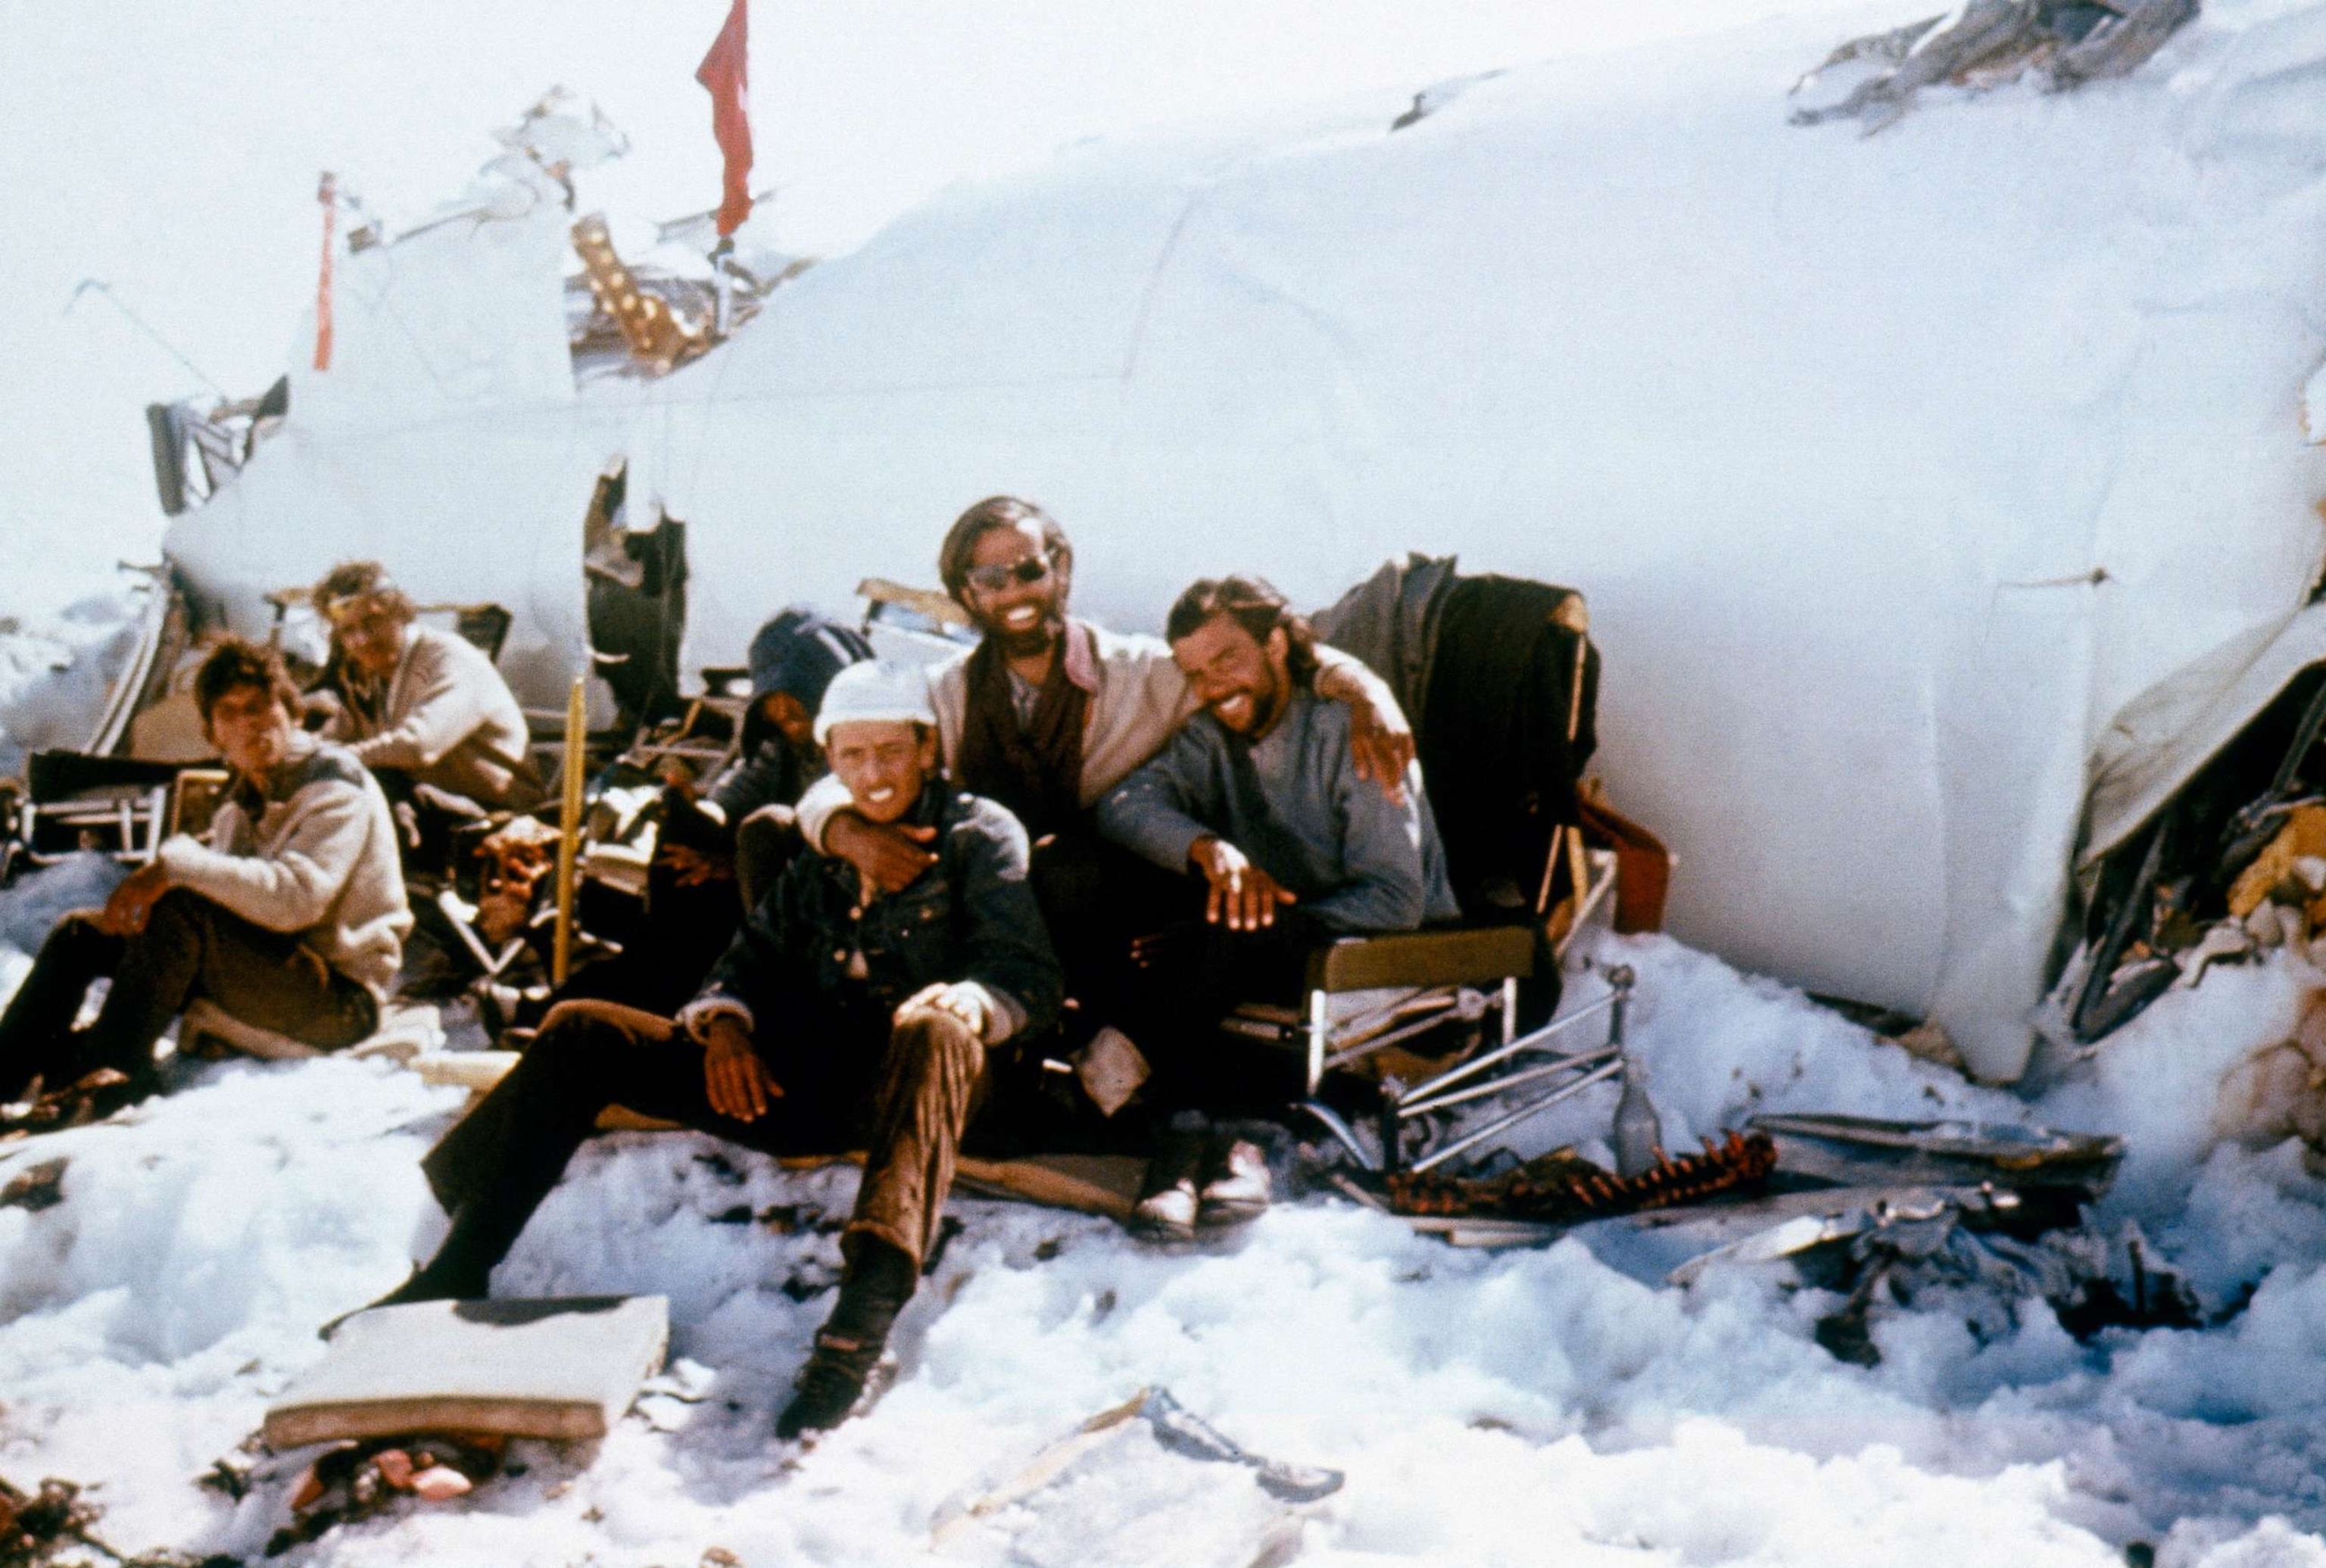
[3,820,2326,1564]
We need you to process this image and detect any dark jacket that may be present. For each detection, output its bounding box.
[659,731,818,858]
[710,732,814,824]
[688,780,1061,1060]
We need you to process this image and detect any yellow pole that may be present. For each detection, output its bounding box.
[552,675,586,984]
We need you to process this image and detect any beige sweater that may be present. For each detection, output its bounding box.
[797,620,1200,849]
[155,738,413,998]
[797,621,1392,850]
[326,623,540,809]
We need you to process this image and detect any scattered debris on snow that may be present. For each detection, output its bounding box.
[1791,0,2202,133]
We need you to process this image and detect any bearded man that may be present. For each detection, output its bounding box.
[1094,573,1458,1235]
[794,497,1415,1037]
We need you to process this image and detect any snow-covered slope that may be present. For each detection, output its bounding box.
[3,862,2326,1564]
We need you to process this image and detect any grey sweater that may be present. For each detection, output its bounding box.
[1096,691,1460,934]
[154,737,413,997]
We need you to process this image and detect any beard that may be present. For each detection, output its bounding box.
[979,600,1066,660]
[1214,666,1287,735]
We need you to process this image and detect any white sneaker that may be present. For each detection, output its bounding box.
[1198,1139,1272,1227]
[1133,1179,1199,1242]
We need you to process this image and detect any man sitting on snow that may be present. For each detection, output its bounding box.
[307,560,541,868]
[1095,574,1460,1236]
[357,660,1062,1439]
[0,639,410,1118]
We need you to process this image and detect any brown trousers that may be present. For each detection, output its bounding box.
[422,997,987,1275]
[0,890,378,1102]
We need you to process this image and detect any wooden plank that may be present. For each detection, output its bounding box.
[954,1153,1146,1221]
[407,1052,1140,1214]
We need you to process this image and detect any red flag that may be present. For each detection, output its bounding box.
[696,0,753,238]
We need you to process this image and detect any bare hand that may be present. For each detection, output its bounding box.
[828,812,938,896]
[1189,837,1296,932]
[703,1018,783,1122]
[900,980,990,1039]
[98,862,170,937]
[1127,923,1200,970]
[1316,661,1414,805]
[1347,694,1415,806]
[657,843,732,887]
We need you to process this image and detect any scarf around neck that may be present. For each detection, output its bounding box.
[954,620,1090,839]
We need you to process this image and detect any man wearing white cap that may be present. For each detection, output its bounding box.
[350,661,1062,1440]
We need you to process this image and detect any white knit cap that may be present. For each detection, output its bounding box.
[813,659,937,745]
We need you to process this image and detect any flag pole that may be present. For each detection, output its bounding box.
[313,173,336,372]
[552,675,587,984]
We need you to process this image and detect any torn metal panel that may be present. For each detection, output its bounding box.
[1748,1111,2122,1192]
[2081,604,2326,882]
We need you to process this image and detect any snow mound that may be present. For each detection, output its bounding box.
[0,896,2321,1562]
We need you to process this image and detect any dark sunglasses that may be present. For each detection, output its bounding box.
[965,555,1053,593]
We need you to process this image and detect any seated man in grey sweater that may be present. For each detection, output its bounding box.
[0,639,410,1118]
[1096,575,1458,1233]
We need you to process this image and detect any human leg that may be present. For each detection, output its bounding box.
[404,999,853,1302]
[0,912,122,1102]
[173,892,378,1049]
[847,1003,988,1267]
[1128,912,1319,1117]
[779,1004,987,1439]
[401,1002,719,1298]
[1030,831,1190,1040]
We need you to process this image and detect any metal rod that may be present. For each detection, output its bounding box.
[1408,1057,1624,1175]
[1323,997,1465,1071]
[1396,990,1620,1106]
[551,675,587,985]
[1305,988,1330,1095]
[1337,984,1456,1046]
[1535,822,1567,917]
[1295,1099,1377,1169]
[1501,977,1517,1048]
[1554,850,1618,961]
[65,279,227,395]
[1398,1046,1619,1118]
[1536,624,1592,918]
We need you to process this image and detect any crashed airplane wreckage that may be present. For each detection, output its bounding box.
[20,5,2326,1089]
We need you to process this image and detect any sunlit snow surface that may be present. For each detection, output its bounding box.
[1,842,2324,1566]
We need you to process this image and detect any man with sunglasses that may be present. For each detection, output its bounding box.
[794,496,1414,1052]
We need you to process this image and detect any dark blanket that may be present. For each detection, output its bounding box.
[1419,575,1598,915]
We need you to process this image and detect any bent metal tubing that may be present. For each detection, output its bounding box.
[1392,987,1622,1109]
[1396,1045,1619,1119]
[1408,1056,1626,1176]
[1322,997,1470,1073]
[1296,1099,1378,1167]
